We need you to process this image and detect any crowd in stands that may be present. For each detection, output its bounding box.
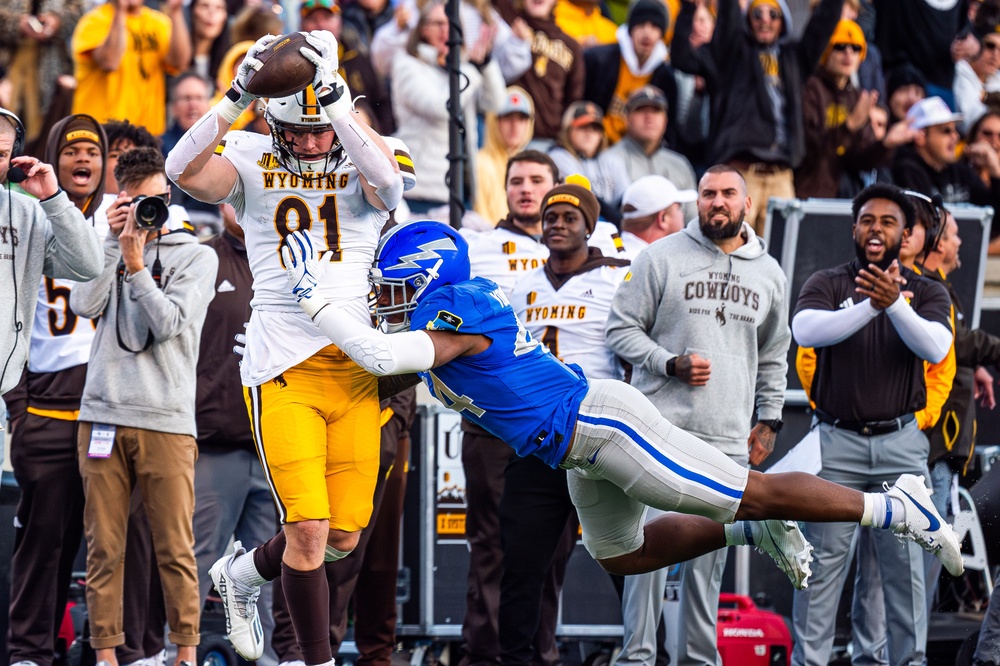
[1,0,998,244]
[4,0,1000,665]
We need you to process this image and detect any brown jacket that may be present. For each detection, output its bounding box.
[795,68,888,199]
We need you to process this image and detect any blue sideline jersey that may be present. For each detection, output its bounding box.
[411,277,590,468]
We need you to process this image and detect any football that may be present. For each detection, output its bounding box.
[243,32,319,98]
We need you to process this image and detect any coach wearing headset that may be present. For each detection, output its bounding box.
[0,107,103,396]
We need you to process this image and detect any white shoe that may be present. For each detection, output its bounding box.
[209,541,264,660]
[278,662,307,666]
[11,660,41,666]
[751,519,814,590]
[886,474,964,576]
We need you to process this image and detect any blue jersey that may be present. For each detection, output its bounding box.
[411,277,590,468]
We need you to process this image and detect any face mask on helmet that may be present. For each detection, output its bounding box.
[371,221,471,333]
[265,86,346,175]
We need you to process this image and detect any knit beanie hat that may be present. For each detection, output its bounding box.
[628,0,668,34]
[541,183,600,234]
[748,0,782,14]
[820,19,867,66]
[55,115,103,157]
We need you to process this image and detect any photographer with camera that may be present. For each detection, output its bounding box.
[69,146,217,666]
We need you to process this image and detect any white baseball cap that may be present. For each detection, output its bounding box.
[906,96,962,130]
[621,175,697,220]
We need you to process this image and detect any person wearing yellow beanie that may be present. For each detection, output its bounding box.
[819,18,867,67]
[796,18,914,199]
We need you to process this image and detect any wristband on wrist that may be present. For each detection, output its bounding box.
[319,88,351,121]
[216,86,253,125]
[666,356,677,377]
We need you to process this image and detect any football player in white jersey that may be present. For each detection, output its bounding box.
[512,183,630,380]
[465,150,553,295]
[164,30,405,666]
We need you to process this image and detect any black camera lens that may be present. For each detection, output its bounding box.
[132,195,170,230]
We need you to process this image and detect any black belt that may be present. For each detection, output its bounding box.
[814,409,915,437]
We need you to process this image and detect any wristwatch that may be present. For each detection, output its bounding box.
[759,419,784,433]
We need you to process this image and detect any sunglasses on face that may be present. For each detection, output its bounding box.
[832,43,862,54]
[750,7,781,20]
[984,41,1000,52]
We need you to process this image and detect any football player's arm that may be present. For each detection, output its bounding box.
[306,298,483,374]
[165,35,279,203]
[299,32,403,211]
[332,114,403,212]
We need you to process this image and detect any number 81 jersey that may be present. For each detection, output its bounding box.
[218,130,389,385]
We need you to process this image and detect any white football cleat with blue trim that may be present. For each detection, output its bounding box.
[886,474,964,576]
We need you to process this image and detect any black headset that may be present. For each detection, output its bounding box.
[903,190,946,260]
[0,107,26,183]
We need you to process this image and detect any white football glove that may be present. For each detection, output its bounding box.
[281,231,324,316]
[300,31,353,122]
[230,33,280,108]
[302,30,339,85]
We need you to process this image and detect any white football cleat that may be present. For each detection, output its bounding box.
[209,541,264,660]
[886,474,964,577]
[752,519,814,590]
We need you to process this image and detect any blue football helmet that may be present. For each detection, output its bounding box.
[371,221,470,332]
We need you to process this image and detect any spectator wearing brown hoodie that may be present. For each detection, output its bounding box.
[795,20,914,198]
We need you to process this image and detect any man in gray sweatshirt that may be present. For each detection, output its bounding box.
[0,107,103,395]
[605,163,790,666]
[69,147,218,666]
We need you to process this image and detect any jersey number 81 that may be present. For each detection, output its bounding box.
[274,194,342,263]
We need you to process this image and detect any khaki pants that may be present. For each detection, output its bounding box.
[731,163,796,237]
[78,423,201,649]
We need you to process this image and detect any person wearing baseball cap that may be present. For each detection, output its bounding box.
[893,96,1000,223]
[582,0,678,143]
[475,87,536,225]
[607,85,700,222]
[618,175,695,257]
[550,102,630,224]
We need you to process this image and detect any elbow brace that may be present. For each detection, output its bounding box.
[330,114,403,210]
[792,302,879,348]
[885,295,953,363]
[308,297,435,375]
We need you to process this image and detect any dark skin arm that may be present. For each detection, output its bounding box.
[855,260,904,309]
[424,330,492,366]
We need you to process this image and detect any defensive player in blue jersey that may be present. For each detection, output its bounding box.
[208,217,965,653]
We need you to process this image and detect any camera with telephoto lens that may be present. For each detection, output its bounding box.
[131,195,170,230]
